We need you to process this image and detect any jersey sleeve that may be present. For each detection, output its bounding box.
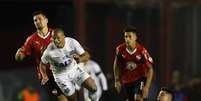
[142,48,153,67]
[71,38,85,55]
[21,36,33,56]
[41,49,49,64]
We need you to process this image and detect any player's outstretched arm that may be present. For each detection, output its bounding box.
[15,47,26,61]
[74,51,90,64]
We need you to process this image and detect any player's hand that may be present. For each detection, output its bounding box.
[114,81,121,94]
[72,54,80,63]
[41,76,49,85]
[142,86,149,98]
[15,47,25,61]
[37,72,42,80]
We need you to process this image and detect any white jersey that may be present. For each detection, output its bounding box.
[83,60,108,91]
[41,37,85,76]
[41,37,90,96]
[80,60,108,101]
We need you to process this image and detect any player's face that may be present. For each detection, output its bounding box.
[124,32,137,47]
[157,90,171,101]
[53,32,65,48]
[33,14,48,30]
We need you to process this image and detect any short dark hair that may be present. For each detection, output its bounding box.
[123,25,137,33]
[53,28,65,36]
[161,87,174,100]
[32,10,47,17]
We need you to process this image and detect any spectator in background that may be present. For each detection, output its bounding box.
[169,69,188,101]
[186,75,201,101]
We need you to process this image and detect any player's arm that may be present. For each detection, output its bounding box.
[144,64,153,96]
[72,38,90,63]
[15,47,26,61]
[113,49,121,93]
[142,49,154,98]
[113,55,120,82]
[15,36,32,61]
[73,51,90,64]
[39,50,49,85]
[113,48,121,83]
[79,51,90,63]
[39,62,49,85]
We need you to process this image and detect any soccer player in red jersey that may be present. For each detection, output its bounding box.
[113,26,154,101]
[15,11,67,101]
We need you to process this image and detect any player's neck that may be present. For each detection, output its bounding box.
[38,27,49,37]
[130,42,136,49]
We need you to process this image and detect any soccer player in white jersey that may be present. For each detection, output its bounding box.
[39,28,98,101]
[78,60,108,101]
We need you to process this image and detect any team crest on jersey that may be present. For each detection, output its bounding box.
[126,61,137,71]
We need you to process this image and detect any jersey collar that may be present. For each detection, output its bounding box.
[37,30,50,39]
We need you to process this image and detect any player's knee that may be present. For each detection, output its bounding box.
[89,79,97,93]
[68,93,77,101]
[90,84,97,93]
[57,94,68,101]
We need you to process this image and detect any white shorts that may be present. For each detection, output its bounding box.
[54,65,90,96]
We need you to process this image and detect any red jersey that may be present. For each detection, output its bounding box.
[21,28,53,79]
[116,43,153,85]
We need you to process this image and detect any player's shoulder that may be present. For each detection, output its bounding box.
[65,37,77,42]
[25,32,38,42]
[136,43,147,51]
[116,43,126,49]
[88,60,99,66]
[65,37,79,45]
[46,42,55,51]
[116,43,126,52]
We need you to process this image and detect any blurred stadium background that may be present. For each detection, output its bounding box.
[0,0,201,101]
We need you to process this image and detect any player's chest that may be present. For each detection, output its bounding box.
[32,38,51,52]
[49,49,74,62]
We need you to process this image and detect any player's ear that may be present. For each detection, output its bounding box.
[46,18,48,24]
[134,33,137,40]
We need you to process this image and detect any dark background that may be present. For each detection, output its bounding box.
[0,0,201,101]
